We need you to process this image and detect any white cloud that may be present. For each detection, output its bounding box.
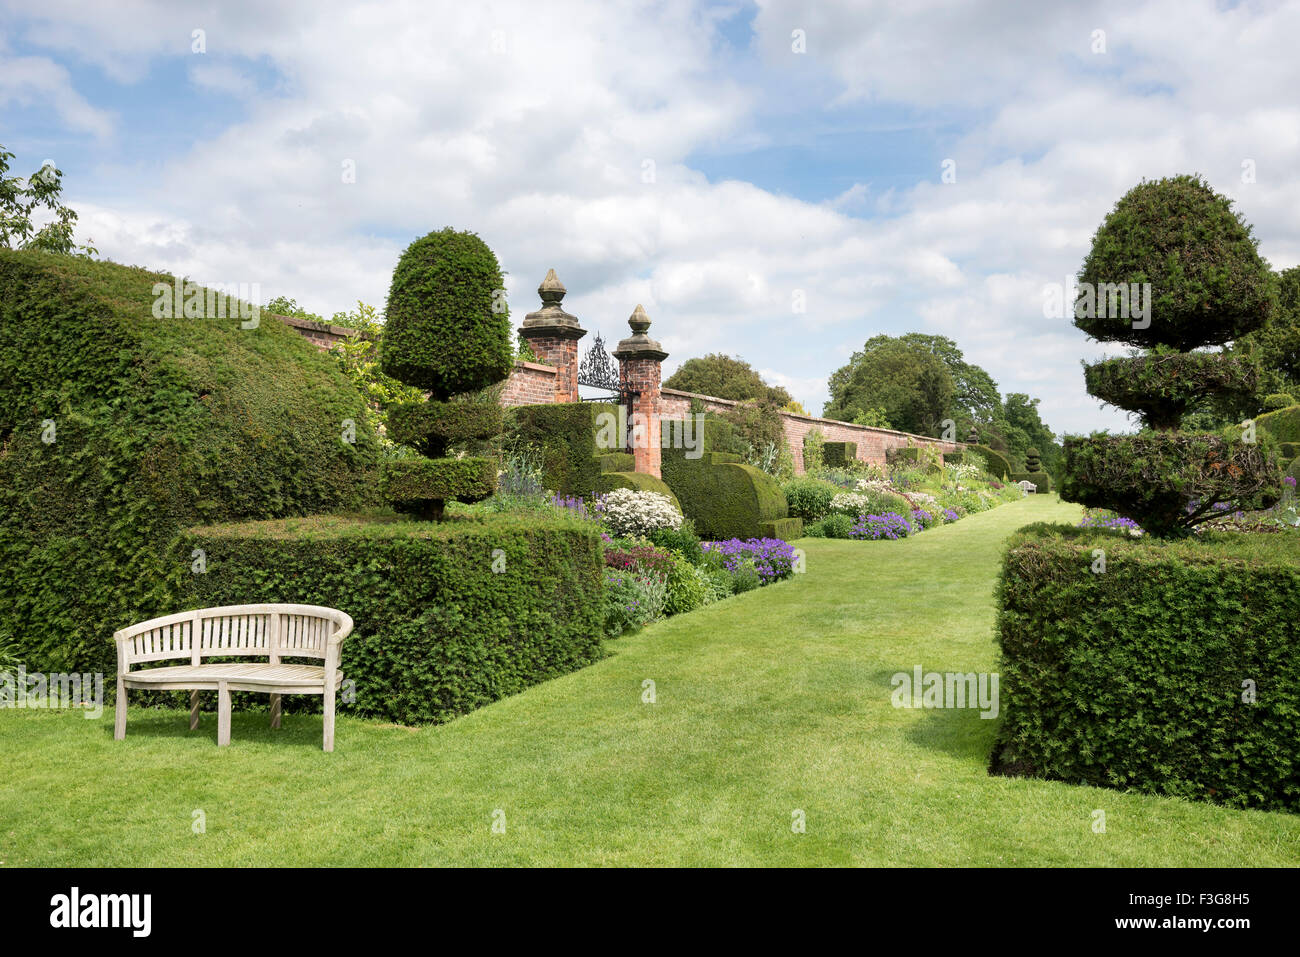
[7,0,1300,437]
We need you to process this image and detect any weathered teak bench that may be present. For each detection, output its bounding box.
[114,603,353,751]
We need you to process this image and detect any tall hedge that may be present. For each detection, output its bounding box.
[991,524,1300,812]
[379,229,512,519]
[0,251,380,676]
[182,513,605,724]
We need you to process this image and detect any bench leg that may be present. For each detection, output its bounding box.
[217,682,231,747]
[270,693,281,730]
[114,677,127,740]
[190,689,200,730]
[322,685,335,753]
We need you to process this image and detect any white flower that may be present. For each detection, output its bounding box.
[602,488,683,538]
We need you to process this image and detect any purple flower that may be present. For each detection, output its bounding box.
[942,508,960,522]
[849,512,912,540]
[701,537,797,581]
[1285,476,1297,488]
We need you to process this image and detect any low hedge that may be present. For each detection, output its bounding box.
[1007,470,1052,492]
[967,444,1012,479]
[1255,404,1300,443]
[383,456,497,505]
[822,441,857,468]
[387,400,503,452]
[780,476,839,522]
[181,512,605,725]
[991,524,1300,812]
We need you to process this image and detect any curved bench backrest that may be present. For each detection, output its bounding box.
[115,604,354,667]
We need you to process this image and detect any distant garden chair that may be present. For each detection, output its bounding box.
[113,604,352,751]
[1017,480,1037,494]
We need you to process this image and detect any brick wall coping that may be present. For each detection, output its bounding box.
[514,359,558,374]
[273,313,374,341]
[660,387,967,448]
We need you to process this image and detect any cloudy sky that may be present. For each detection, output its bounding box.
[3,0,1298,435]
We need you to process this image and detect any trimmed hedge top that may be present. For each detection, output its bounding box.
[1075,174,1274,350]
[379,228,514,397]
[0,251,380,675]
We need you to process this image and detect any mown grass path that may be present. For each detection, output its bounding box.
[3,495,1298,865]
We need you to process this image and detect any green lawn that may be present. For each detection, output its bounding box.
[3,495,1298,866]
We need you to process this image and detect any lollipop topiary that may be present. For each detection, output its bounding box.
[1061,175,1282,536]
[379,228,513,519]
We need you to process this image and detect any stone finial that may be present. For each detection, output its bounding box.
[521,268,584,338]
[538,268,566,304]
[613,303,668,361]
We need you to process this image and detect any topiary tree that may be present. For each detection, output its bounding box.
[379,228,513,519]
[1263,392,1297,411]
[1024,447,1042,473]
[1061,175,1283,536]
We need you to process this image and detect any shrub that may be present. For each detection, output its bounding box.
[182,513,604,724]
[379,229,512,518]
[1263,393,1297,411]
[807,513,855,539]
[0,252,380,677]
[664,552,708,615]
[648,519,703,564]
[602,538,674,576]
[991,524,1300,812]
[830,489,911,518]
[701,566,735,602]
[1060,433,1281,537]
[781,476,839,522]
[1085,352,1262,431]
[729,559,762,593]
[911,508,938,530]
[601,488,683,538]
[604,567,668,638]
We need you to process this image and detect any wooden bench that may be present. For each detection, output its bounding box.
[114,603,353,751]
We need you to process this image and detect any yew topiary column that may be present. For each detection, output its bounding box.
[1061,175,1282,537]
[379,228,513,519]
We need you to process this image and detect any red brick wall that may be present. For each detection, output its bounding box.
[659,387,963,473]
[501,361,560,408]
[522,334,581,402]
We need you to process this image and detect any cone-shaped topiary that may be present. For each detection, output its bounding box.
[379,229,512,518]
[1024,447,1042,473]
[1062,175,1282,536]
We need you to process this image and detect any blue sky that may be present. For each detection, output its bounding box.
[4,0,1300,436]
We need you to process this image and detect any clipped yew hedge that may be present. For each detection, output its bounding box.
[181,513,605,725]
[0,252,380,676]
[991,524,1300,812]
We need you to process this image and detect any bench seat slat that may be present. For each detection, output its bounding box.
[124,663,339,689]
